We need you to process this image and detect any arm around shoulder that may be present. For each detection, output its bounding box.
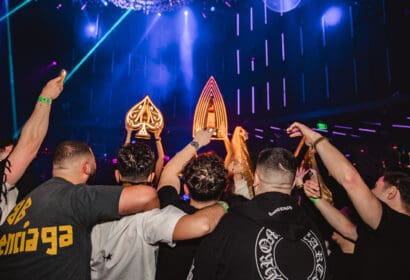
[118,185,159,215]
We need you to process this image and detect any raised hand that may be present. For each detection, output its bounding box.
[286,122,322,147]
[40,69,66,100]
[193,129,213,148]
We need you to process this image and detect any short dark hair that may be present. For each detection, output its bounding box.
[117,142,155,180]
[384,170,410,210]
[256,147,297,185]
[0,138,16,151]
[53,140,93,166]
[182,152,227,202]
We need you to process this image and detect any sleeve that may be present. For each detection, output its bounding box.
[71,184,123,227]
[158,186,182,208]
[141,205,186,245]
[374,202,394,234]
[190,219,230,280]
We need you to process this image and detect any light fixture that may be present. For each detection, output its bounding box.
[107,0,193,13]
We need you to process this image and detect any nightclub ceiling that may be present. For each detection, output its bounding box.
[1,0,409,180]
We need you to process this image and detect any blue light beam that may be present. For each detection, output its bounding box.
[0,0,32,22]
[65,9,133,83]
[5,0,18,135]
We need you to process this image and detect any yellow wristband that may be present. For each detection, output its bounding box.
[37,96,52,104]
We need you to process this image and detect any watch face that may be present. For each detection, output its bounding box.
[190,141,199,149]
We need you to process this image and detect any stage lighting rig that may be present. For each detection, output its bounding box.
[107,0,193,13]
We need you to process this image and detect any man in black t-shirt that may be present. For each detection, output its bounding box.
[190,147,330,280]
[155,130,228,280]
[287,122,410,280]
[0,140,159,280]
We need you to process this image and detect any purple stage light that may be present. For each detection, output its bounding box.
[210,6,215,12]
[332,131,346,136]
[334,125,353,130]
[392,124,410,129]
[184,10,188,16]
[81,3,87,10]
[254,128,264,132]
[225,1,231,8]
[112,158,118,164]
[56,3,62,10]
[255,135,264,139]
[51,61,57,66]
[322,7,342,26]
[270,126,281,131]
[358,128,376,133]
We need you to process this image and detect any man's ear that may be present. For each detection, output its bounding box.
[114,170,121,183]
[82,161,91,175]
[147,172,155,183]
[183,184,190,196]
[387,185,398,200]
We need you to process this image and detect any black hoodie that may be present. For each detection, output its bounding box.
[191,192,331,280]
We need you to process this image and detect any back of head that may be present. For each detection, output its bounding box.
[182,152,227,202]
[53,140,93,168]
[117,142,155,181]
[384,170,410,211]
[256,147,297,190]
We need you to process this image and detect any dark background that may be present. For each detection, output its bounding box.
[1,0,409,185]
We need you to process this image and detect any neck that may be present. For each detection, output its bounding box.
[189,199,217,209]
[52,171,86,185]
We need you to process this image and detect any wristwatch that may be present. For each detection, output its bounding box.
[190,141,200,150]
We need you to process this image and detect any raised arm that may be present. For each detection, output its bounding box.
[6,71,65,185]
[153,129,165,184]
[172,202,227,240]
[303,179,358,241]
[287,122,382,229]
[157,130,212,192]
[118,185,160,215]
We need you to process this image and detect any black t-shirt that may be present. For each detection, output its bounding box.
[354,202,410,280]
[156,186,200,280]
[191,192,331,280]
[0,177,122,280]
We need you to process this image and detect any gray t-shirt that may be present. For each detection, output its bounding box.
[90,205,186,280]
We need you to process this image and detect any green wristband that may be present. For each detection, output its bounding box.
[217,201,229,213]
[310,197,321,204]
[37,96,52,104]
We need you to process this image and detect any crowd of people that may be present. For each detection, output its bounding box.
[1,74,409,280]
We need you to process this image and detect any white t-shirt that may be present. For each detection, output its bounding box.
[0,182,18,225]
[90,205,185,280]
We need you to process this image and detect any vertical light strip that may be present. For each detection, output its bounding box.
[265,39,269,66]
[282,77,287,107]
[381,0,386,24]
[325,65,330,99]
[264,1,267,24]
[281,33,285,61]
[237,89,241,115]
[353,58,358,94]
[236,13,240,36]
[321,17,326,47]
[128,53,132,76]
[5,0,17,135]
[251,86,255,114]
[266,81,270,111]
[251,58,255,72]
[386,48,391,85]
[349,5,354,38]
[301,72,305,103]
[299,25,304,56]
[250,7,253,31]
[236,49,240,75]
